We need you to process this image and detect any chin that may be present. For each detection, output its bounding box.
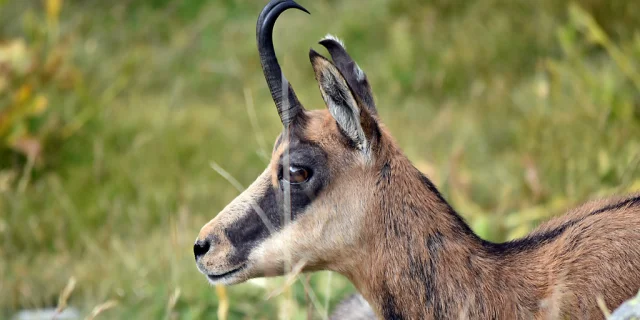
[200,262,255,286]
[206,273,247,286]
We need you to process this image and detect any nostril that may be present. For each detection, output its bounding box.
[193,239,210,261]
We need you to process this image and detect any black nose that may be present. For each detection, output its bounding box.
[193,239,210,261]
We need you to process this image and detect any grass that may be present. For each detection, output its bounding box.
[1,0,639,319]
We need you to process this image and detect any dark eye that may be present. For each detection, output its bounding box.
[283,166,311,184]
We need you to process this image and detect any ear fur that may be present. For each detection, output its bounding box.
[319,35,377,115]
[309,49,371,151]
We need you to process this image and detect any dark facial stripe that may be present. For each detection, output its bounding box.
[224,140,330,265]
[225,183,279,266]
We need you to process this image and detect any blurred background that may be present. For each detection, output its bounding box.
[1,0,639,319]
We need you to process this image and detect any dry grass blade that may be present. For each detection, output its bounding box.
[209,161,245,193]
[165,287,181,320]
[265,259,308,300]
[16,153,35,193]
[597,296,611,318]
[296,273,329,320]
[216,285,229,320]
[306,275,313,320]
[264,258,330,319]
[323,272,334,319]
[54,276,76,319]
[297,274,329,320]
[85,300,118,320]
[243,87,269,162]
[568,4,640,91]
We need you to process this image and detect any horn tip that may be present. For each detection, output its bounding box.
[287,0,310,15]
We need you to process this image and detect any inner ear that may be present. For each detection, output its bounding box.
[309,49,370,150]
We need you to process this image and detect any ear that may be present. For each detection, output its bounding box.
[309,49,377,151]
[319,35,377,115]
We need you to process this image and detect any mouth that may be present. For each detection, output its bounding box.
[206,264,247,282]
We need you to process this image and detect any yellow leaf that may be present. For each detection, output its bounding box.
[56,277,76,315]
[46,0,63,25]
[15,84,32,104]
[32,95,49,115]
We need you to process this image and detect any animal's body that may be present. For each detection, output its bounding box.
[194,1,640,319]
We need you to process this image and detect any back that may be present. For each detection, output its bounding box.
[506,193,640,318]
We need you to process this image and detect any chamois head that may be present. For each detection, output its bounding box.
[194,0,385,284]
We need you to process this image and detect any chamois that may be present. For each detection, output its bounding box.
[194,0,640,319]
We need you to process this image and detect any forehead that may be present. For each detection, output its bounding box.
[273,109,348,151]
[273,109,348,154]
[270,110,355,176]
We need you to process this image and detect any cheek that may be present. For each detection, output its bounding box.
[314,194,368,245]
[249,192,369,270]
[307,175,375,252]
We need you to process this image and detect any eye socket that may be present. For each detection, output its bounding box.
[282,166,311,184]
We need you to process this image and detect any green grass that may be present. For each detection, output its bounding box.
[1,0,639,319]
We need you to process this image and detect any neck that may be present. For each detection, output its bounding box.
[346,152,548,319]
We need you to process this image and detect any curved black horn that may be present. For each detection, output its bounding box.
[257,0,309,126]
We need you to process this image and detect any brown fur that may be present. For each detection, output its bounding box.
[198,107,640,319]
[195,28,640,319]
[341,124,640,319]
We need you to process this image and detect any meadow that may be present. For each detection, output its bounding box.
[1,0,639,319]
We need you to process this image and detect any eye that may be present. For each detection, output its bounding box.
[283,166,311,184]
